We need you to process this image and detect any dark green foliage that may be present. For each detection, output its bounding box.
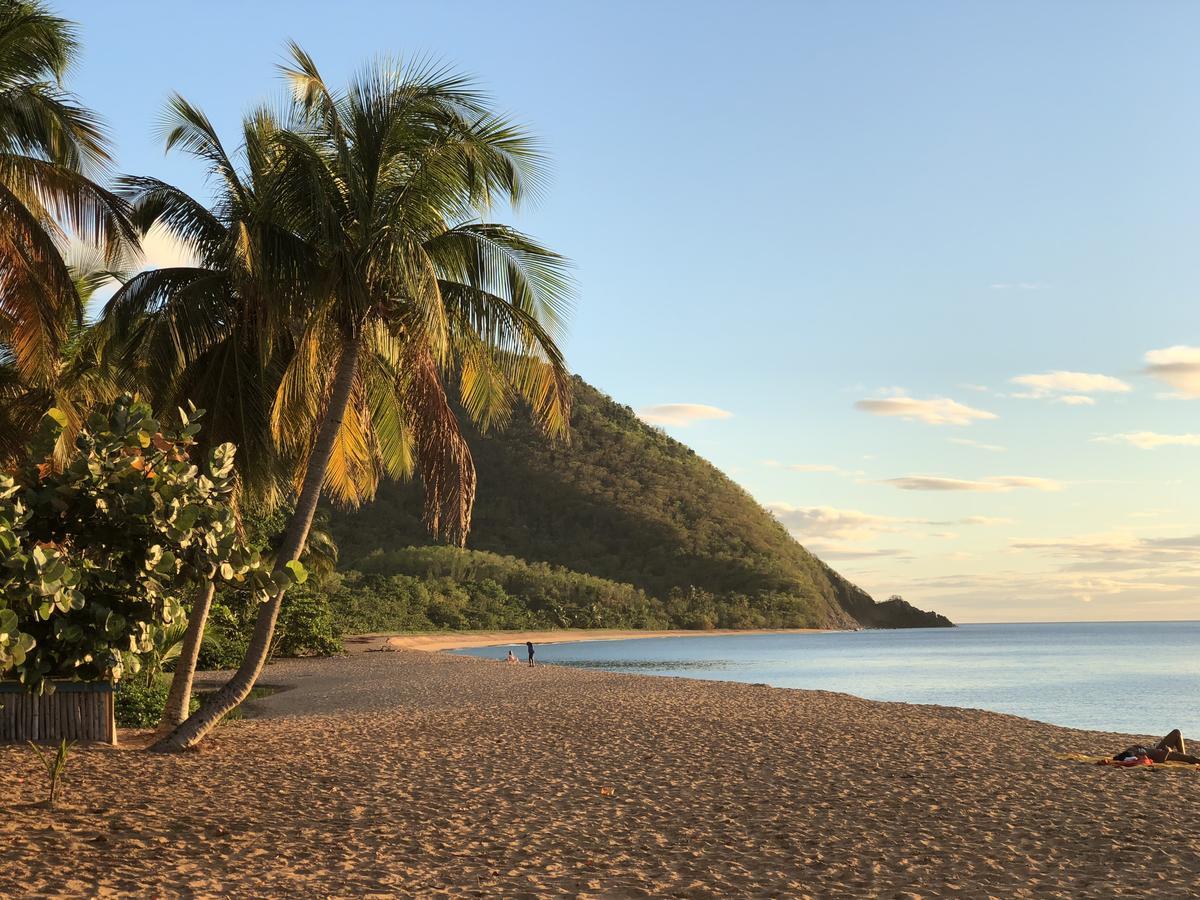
[273,585,342,657]
[115,677,171,728]
[115,676,197,728]
[329,546,669,634]
[194,508,340,664]
[196,620,248,672]
[331,377,950,630]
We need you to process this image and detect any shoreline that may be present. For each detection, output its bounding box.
[346,626,831,653]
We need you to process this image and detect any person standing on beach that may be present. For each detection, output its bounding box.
[526,641,535,667]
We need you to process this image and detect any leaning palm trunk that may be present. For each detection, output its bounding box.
[153,337,361,751]
[158,579,216,729]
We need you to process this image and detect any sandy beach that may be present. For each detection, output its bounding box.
[2,649,1198,898]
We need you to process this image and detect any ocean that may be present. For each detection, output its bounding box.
[453,621,1200,737]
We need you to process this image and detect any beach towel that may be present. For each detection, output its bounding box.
[1059,752,1200,771]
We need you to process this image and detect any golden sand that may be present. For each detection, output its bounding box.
[2,648,1198,897]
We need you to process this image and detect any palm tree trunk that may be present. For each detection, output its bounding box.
[152,336,362,751]
[159,578,216,729]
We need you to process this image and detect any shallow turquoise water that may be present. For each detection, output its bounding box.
[453,622,1200,736]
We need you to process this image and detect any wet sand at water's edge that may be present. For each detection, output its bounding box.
[1,648,1198,897]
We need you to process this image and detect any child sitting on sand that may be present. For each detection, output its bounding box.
[505,650,518,665]
[1113,729,1200,764]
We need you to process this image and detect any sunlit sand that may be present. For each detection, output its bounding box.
[3,650,1197,896]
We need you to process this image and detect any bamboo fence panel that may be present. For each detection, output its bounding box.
[0,682,117,744]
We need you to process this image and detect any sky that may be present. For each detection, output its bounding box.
[61,1,1200,623]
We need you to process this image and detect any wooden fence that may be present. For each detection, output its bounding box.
[0,681,117,745]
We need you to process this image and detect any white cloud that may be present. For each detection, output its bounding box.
[1096,431,1200,450]
[136,224,201,270]
[959,516,1014,525]
[636,403,733,427]
[803,543,911,560]
[767,504,906,541]
[1009,371,1131,400]
[883,475,1062,492]
[1143,345,1200,397]
[785,463,840,473]
[1063,577,1186,603]
[78,224,201,307]
[854,394,996,426]
[949,437,1006,452]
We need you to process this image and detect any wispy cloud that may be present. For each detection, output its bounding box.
[768,505,1011,541]
[859,540,1200,611]
[767,504,909,541]
[1095,431,1200,450]
[854,393,996,426]
[636,403,733,427]
[883,475,1062,492]
[949,437,1006,452]
[803,543,911,560]
[1143,345,1200,397]
[1009,370,1131,402]
[1010,532,1200,566]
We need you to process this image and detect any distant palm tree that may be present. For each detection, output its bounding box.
[108,46,572,750]
[0,1,133,404]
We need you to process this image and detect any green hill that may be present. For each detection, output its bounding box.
[330,376,950,630]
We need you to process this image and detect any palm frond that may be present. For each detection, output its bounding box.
[403,349,475,545]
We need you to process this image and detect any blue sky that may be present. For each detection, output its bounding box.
[64,1,1200,622]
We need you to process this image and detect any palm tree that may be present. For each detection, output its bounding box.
[0,1,133,409]
[98,97,317,728]
[107,47,572,750]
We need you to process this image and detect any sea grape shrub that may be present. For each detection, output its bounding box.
[0,397,305,693]
[0,482,58,674]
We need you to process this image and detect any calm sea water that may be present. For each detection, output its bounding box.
[454,622,1200,737]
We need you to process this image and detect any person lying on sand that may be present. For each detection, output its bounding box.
[1113,729,1200,764]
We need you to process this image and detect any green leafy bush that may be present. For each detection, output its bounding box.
[274,586,342,657]
[116,677,200,728]
[115,678,171,728]
[0,398,304,692]
[196,617,249,671]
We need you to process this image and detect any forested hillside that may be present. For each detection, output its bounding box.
[329,377,950,630]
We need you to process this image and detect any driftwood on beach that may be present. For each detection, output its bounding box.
[0,682,116,745]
